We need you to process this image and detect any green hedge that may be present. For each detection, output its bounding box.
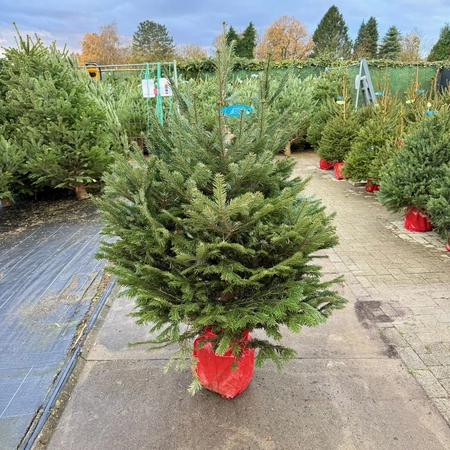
[177,57,444,98]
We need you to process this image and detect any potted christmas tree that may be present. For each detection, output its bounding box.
[306,68,349,170]
[378,107,450,231]
[316,76,361,179]
[342,92,401,190]
[428,165,450,250]
[96,35,346,397]
[0,136,24,207]
[1,28,122,200]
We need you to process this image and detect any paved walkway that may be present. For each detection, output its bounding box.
[295,151,450,422]
[38,151,450,450]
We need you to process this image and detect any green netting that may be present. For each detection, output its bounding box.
[180,65,439,100]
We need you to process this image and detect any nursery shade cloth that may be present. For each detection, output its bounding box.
[0,212,106,450]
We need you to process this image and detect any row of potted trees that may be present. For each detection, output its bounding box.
[309,70,450,246]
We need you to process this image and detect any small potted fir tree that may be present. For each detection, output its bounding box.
[96,35,346,397]
[316,77,360,179]
[378,107,450,231]
[0,136,24,207]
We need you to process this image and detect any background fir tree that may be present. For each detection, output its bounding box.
[428,23,450,61]
[316,76,360,162]
[226,25,239,47]
[316,106,360,163]
[365,17,379,58]
[343,93,400,181]
[2,30,124,199]
[0,135,24,202]
[96,35,346,391]
[354,17,379,58]
[311,5,352,59]
[378,107,450,213]
[353,20,368,57]
[236,22,257,58]
[131,20,175,63]
[427,165,450,240]
[306,68,349,149]
[378,26,403,60]
[306,98,336,150]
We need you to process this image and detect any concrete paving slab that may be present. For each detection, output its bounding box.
[40,279,450,450]
[44,358,450,450]
[87,284,386,363]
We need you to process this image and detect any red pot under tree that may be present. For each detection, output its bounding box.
[365,179,379,192]
[404,206,433,232]
[193,327,255,399]
[319,159,334,170]
[334,162,347,180]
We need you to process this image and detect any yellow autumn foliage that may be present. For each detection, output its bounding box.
[256,15,313,60]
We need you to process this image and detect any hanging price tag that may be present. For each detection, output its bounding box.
[142,79,156,98]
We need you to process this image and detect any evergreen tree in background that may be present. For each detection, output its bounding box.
[131,20,175,62]
[1,29,123,200]
[354,20,368,57]
[306,68,349,149]
[378,108,450,213]
[311,5,352,59]
[226,25,239,46]
[428,23,450,61]
[95,34,346,391]
[365,17,379,58]
[354,17,379,58]
[342,95,401,181]
[316,74,361,162]
[428,166,450,240]
[237,22,257,58]
[0,136,24,202]
[316,103,360,162]
[378,26,402,60]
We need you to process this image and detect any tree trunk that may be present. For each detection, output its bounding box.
[284,141,291,155]
[0,198,12,207]
[75,185,89,200]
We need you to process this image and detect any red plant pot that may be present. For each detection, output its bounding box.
[446,243,450,252]
[404,207,433,232]
[193,328,255,399]
[365,179,379,192]
[319,159,334,170]
[333,162,347,180]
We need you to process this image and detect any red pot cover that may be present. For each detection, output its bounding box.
[334,162,346,180]
[365,179,379,192]
[404,207,433,232]
[193,328,255,399]
[319,159,334,170]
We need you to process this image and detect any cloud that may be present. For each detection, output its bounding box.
[1,0,449,56]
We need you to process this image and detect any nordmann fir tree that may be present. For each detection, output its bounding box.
[342,90,401,182]
[95,35,346,394]
[306,67,349,150]
[0,135,24,203]
[2,29,123,200]
[316,75,361,163]
[378,106,450,214]
[428,165,450,243]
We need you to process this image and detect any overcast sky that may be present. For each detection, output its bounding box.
[0,1,448,56]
